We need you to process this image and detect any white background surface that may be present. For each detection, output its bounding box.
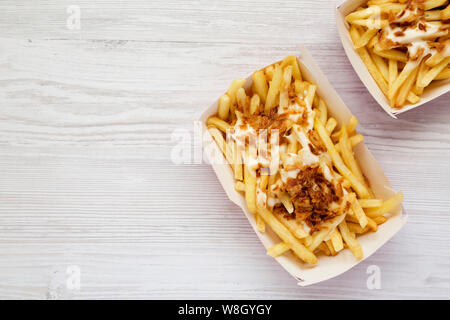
[0,0,449,299]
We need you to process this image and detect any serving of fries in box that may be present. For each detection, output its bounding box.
[200,46,407,286]
[337,0,450,116]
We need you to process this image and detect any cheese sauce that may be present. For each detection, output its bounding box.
[380,3,450,62]
[230,88,344,235]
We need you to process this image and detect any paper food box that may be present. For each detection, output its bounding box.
[336,0,450,117]
[199,45,407,286]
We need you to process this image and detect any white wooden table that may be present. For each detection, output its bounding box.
[0,0,449,299]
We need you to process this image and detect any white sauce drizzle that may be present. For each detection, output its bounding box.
[230,90,345,234]
[381,5,449,62]
[256,177,267,208]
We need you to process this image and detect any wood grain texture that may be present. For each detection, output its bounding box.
[0,0,449,299]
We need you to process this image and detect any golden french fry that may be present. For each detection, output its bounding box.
[442,4,450,20]
[268,173,277,187]
[313,95,320,109]
[267,242,291,257]
[236,87,248,114]
[347,222,370,234]
[265,65,274,81]
[425,10,442,21]
[257,207,317,264]
[256,214,266,233]
[389,60,418,100]
[252,70,269,104]
[373,216,388,225]
[424,0,448,10]
[419,57,450,87]
[259,174,269,191]
[319,242,332,256]
[287,139,298,153]
[365,191,403,218]
[358,199,383,208]
[235,181,245,192]
[276,214,309,239]
[303,235,313,248]
[229,140,243,181]
[307,215,345,251]
[226,79,245,118]
[426,47,450,68]
[367,217,378,232]
[378,2,406,12]
[338,220,363,260]
[317,99,328,124]
[367,33,379,49]
[315,119,370,199]
[265,65,283,112]
[208,126,229,159]
[326,240,336,256]
[278,191,294,214]
[345,214,359,224]
[339,124,368,191]
[355,29,379,48]
[435,67,450,80]
[349,193,369,228]
[407,91,420,104]
[368,0,390,5]
[280,66,293,109]
[325,118,338,135]
[395,65,419,108]
[330,229,344,252]
[208,127,235,178]
[374,49,408,63]
[335,134,365,152]
[244,165,257,215]
[351,18,388,29]
[281,55,302,80]
[346,6,379,23]
[249,94,260,115]
[218,94,231,120]
[305,84,317,108]
[388,59,398,88]
[347,116,358,135]
[414,61,429,95]
[207,116,231,133]
[342,179,352,189]
[371,51,389,81]
[350,133,364,147]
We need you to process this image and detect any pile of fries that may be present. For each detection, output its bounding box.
[206,55,403,265]
[346,0,450,108]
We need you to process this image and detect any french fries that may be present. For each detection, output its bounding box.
[267,242,291,257]
[265,65,283,112]
[252,71,269,105]
[218,94,231,120]
[207,55,403,265]
[365,191,404,218]
[339,221,363,260]
[226,79,245,120]
[346,0,450,109]
[244,165,257,215]
[435,67,450,80]
[358,198,383,208]
[258,207,317,264]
